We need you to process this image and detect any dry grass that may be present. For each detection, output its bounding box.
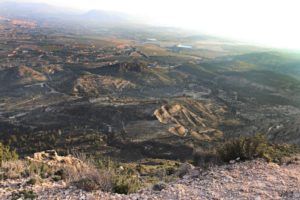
[218,134,299,163]
[0,151,113,191]
[0,160,26,179]
[0,151,144,194]
[0,159,55,180]
[64,152,113,192]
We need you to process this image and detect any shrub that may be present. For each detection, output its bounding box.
[26,162,53,178]
[0,160,25,179]
[193,150,219,168]
[71,169,113,192]
[11,190,37,200]
[73,178,100,192]
[112,172,141,194]
[95,157,143,194]
[218,134,299,163]
[0,142,18,166]
[0,160,56,180]
[165,167,176,175]
[27,177,39,185]
[152,182,167,191]
[67,153,113,192]
[52,175,62,182]
[53,169,67,180]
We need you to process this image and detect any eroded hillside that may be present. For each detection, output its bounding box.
[0,16,300,162]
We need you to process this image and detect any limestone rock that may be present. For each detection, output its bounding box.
[26,150,85,168]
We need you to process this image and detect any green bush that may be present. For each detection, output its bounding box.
[0,142,18,166]
[113,174,141,194]
[25,162,53,178]
[11,190,37,200]
[95,158,143,194]
[52,175,62,182]
[218,134,299,163]
[27,177,38,185]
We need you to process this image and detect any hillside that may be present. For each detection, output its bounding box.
[0,13,300,161]
[0,2,300,200]
[1,153,300,199]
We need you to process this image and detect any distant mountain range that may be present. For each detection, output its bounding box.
[0,2,134,24]
[82,10,132,23]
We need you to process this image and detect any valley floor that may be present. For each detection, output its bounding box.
[1,159,300,200]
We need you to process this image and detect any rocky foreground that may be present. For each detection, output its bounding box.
[1,158,300,200]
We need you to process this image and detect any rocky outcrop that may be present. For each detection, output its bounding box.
[154,100,225,140]
[0,66,47,86]
[73,75,135,96]
[18,66,47,82]
[26,150,84,168]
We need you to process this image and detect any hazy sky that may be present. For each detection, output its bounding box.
[2,0,300,49]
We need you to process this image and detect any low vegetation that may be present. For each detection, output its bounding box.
[1,161,52,180]
[192,149,219,168]
[11,190,37,200]
[0,142,18,166]
[218,134,299,163]
[1,134,299,198]
[95,158,177,194]
[0,149,182,195]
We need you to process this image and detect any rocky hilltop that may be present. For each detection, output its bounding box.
[1,151,300,200]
